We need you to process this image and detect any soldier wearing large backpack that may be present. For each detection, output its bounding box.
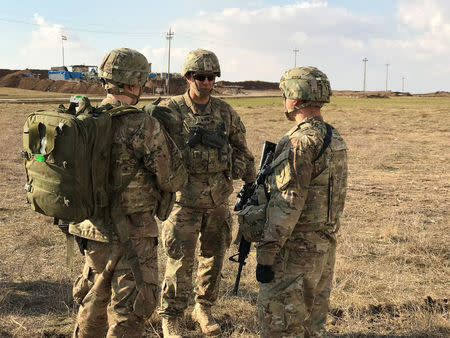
[147,49,256,336]
[68,48,187,337]
[248,67,348,337]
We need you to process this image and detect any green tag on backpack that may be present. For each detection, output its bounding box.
[36,154,45,162]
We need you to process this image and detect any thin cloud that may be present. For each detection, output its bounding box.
[167,1,449,92]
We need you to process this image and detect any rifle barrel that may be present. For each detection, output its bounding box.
[232,263,244,295]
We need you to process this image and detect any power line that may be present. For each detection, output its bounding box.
[0,17,163,36]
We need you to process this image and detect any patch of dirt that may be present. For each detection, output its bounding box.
[145,78,187,95]
[331,297,449,319]
[216,80,279,90]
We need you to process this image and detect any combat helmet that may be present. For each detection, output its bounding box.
[181,49,221,77]
[99,48,149,86]
[280,66,331,112]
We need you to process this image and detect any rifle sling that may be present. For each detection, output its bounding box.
[109,160,145,291]
[314,123,332,161]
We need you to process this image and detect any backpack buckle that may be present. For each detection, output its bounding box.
[21,150,29,160]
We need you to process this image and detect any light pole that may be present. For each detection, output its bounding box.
[385,63,390,92]
[166,28,174,94]
[61,35,67,67]
[293,49,299,67]
[362,57,368,92]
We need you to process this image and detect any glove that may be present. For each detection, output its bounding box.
[256,264,275,283]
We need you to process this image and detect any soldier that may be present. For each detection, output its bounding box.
[69,48,187,337]
[147,49,256,336]
[255,67,348,337]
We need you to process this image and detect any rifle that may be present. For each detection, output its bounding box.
[229,140,276,295]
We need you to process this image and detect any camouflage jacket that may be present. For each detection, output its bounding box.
[256,116,347,265]
[69,97,187,241]
[149,91,255,208]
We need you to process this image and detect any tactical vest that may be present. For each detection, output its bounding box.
[272,121,347,232]
[170,95,232,175]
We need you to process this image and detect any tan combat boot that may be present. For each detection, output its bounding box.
[191,303,221,336]
[161,316,182,338]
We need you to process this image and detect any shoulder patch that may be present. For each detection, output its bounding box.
[270,147,294,191]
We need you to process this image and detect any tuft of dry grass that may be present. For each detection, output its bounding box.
[0,96,449,337]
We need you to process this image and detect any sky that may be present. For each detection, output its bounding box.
[0,0,449,93]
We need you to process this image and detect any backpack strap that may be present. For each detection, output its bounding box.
[314,123,332,162]
[107,104,148,293]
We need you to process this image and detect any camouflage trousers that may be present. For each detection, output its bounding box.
[258,231,336,338]
[72,215,159,337]
[159,202,232,317]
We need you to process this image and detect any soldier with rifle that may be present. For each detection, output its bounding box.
[236,66,348,337]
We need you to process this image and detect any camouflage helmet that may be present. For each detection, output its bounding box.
[99,48,149,86]
[279,66,331,105]
[181,49,221,77]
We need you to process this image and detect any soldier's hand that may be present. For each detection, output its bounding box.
[256,264,274,283]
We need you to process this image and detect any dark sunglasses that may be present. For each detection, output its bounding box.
[193,74,216,82]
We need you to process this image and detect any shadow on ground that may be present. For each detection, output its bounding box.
[0,280,73,316]
[332,333,449,338]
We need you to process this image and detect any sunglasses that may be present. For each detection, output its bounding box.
[193,74,216,82]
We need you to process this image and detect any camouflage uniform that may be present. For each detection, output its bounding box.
[255,67,348,337]
[69,49,187,337]
[153,89,255,320]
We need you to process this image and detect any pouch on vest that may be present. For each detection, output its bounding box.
[237,203,267,242]
[156,191,175,221]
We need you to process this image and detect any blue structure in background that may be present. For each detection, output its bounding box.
[48,70,83,81]
[149,72,174,79]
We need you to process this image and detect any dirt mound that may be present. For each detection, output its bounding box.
[146,78,187,95]
[0,70,105,95]
[0,68,48,80]
[0,70,29,87]
[216,80,279,90]
[416,91,450,97]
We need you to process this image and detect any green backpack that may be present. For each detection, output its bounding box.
[22,97,136,222]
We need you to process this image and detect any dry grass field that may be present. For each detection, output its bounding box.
[0,94,448,337]
[0,87,73,99]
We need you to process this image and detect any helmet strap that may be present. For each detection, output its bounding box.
[104,82,141,105]
[287,101,324,113]
[187,74,212,98]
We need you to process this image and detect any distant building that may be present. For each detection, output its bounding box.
[51,66,68,71]
[48,70,82,81]
[70,65,98,74]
